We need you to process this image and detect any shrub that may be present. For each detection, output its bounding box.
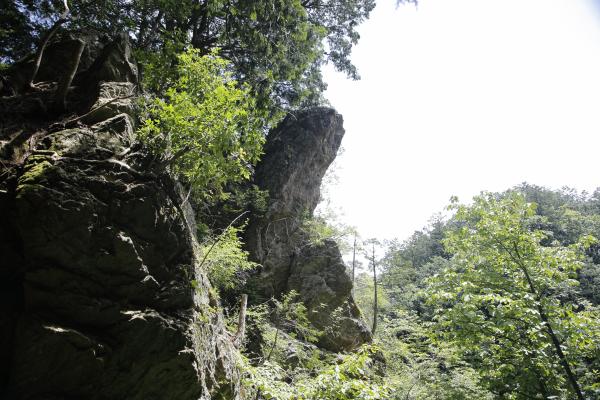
[138,49,265,201]
[199,224,257,292]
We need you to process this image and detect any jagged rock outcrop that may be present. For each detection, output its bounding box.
[245,108,371,352]
[1,35,239,399]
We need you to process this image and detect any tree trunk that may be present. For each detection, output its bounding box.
[54,39,85,112]
[514,245,585,400]
[371,243,378,335]
[234,294,248,347]
[352,234,357,295]
[538,305,584,400]
[29,18,68,88]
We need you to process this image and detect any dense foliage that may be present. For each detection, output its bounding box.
[427,194,598,398]
[241,303,388,399]
[2,0,379,117]
[361,184,600,399]
[198,223,257,292]
[139,49,264,200]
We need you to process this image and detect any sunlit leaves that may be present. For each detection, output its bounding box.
[139,49,264,201]
[199,224,257,291]
[295,345,390,400]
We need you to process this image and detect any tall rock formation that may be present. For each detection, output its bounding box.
[0,31,371,400]
[245,108,371,352]
[0,35,239,399]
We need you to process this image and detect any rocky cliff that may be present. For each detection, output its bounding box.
[1,35,239,399]
[0,33,370,399]
[245,109,371,352]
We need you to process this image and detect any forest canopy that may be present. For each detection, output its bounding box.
[358,184,600,399]
[1,0,378,121]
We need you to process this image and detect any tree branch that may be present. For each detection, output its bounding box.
[54,38,85,112]
[198,211,249,271]
[29,18,69,88]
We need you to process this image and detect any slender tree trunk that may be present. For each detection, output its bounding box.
[29,18,68,88]
[371,243,378,335]
[513,246,585,400]
[266,328,279,361]
[352,234,357,295]
[537,305,584,400]
[234,294,248,347]
[54,39,85,112]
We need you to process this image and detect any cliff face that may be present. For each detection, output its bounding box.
[245,109,371,352]
[1,35,239,399]
[0,33,370,399]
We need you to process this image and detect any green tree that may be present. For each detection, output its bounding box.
[353,271,391,331]
[296,345,390,400]
[377,312,492,400]
[198,223,257,292]
[138,49,264,200]
[510,183,600,305]
[3,0,377,117]
[426,193,599,399]
[380,216,450,315]
[364,238,381,334]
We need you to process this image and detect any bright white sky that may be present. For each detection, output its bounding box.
[322,0,600,242]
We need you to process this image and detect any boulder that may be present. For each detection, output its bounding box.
[83,82,137,124]
[288,240,371,351]
[79,33,138,92]
[1,33,99,94]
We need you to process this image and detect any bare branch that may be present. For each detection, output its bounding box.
[54,39,85,112]
[29,18,69,88]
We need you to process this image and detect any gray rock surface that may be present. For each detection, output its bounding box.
[0,35,239,399]
[83,82,137,124]
[245,108,371,352]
